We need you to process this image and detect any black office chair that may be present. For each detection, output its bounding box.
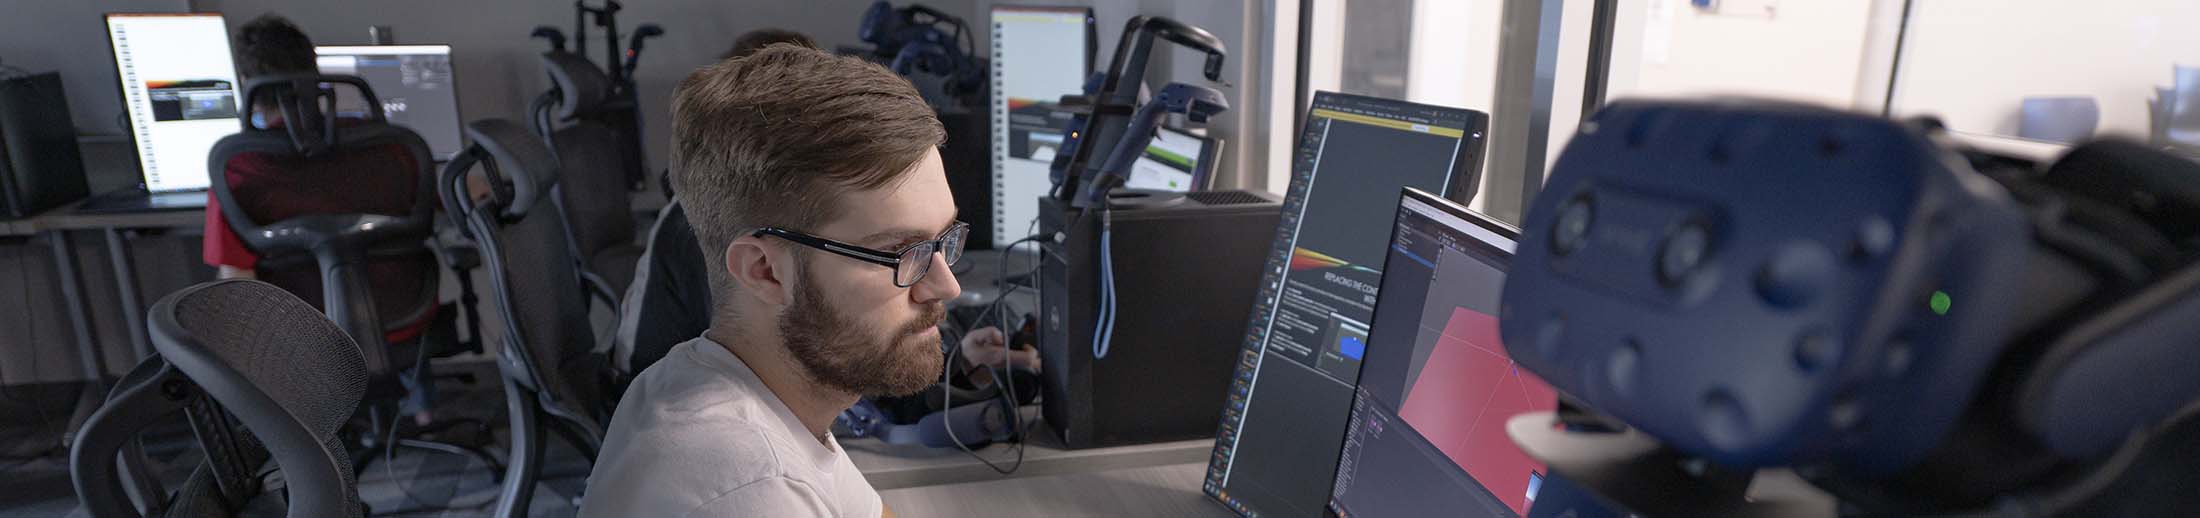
[71,280,366,518]
[2164,65,2200,153]
[440,119,615,518]
[534,51,645,306]
[612,199,712,380]
[204,74,498,476]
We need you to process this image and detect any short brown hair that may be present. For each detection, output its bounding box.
[723,28,817,60]
[671,44,944,294]
[235,14,317,79]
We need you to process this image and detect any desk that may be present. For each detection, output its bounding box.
[848,420,1212,490]
[877,462,1235,517]
[6,199,203,442]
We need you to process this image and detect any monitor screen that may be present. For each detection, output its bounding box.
[316,45,463,159]
[1123,126,1212,192]
[1327,188,1556,518]
[1206,91,1490,518]
[106,13,241,193]
[990,5,1093,245]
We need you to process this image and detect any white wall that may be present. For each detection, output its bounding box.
[1890,0,2200,140]
[1607,0,1875,108]
[0,0,192,133]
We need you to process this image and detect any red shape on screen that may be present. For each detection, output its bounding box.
[1397,307,1559,515]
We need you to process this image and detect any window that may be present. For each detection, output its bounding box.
[1889,0,2200,153]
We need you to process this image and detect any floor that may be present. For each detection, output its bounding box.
[0,360,593,517]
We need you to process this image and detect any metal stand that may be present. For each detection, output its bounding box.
[49,230,108,445]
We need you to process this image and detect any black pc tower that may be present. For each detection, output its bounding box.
[1037,189,1282,448]
[0,72,89,219]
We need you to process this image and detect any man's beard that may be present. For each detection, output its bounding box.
[778,261,945,397]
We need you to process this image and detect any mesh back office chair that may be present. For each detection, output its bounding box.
[612,199,712,379]
[71,280,367,518]
[440,119,615,518]
[203,74,497,476]
[534,51,645,303]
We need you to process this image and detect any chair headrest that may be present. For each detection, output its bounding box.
[540,51,614,120]
[240,74,385,156]
[462,119,562,219]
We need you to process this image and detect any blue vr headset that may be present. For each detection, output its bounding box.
[1503,99,2200,514]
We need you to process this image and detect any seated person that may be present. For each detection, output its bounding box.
[623,28,825,375]
[580,45,1035,517]
[201,14,440,424]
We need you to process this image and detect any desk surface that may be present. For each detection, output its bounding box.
[0,199,202,236]
[877,462,1237,518]
[847,416,1213,490]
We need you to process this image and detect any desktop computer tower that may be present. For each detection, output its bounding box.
[0,72,88,219]
[1036,190,1281,448]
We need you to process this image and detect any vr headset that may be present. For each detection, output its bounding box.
[1502,99,2200,514]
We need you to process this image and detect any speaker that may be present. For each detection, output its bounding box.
[0,72,89,219]
[1037,189,1281,448]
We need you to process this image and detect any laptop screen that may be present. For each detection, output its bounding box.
[1327,188,1555,517]
[106,13,242,193]
[316,45,463,159]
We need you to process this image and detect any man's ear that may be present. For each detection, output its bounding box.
[724,235,793,307]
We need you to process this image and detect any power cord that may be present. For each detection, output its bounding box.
[940,223,1052,474]
[1090,207,1117,360]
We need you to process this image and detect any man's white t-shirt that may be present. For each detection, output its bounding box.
[579,337,883,517]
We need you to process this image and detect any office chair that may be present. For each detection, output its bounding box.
[612,198,711,380]
[440,119,615,518]
[2018,96,2099,143]
[534,51,645,306]
[71,280,366,518]
[2152,87,2173,147]
[204,74,499,478]
[2165,65,2200,153]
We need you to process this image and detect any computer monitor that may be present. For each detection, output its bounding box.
[316,45,463,159]
[1326,187,1557,518]
[105,13,241,193]
[990,5,1095,245]
[1205,91,1490,518]
[1121,126,1221,192]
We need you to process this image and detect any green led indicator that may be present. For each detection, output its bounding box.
[1930,291,1953,316]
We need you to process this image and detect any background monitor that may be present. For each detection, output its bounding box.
[316,45,463,159]
[1204,91,1490,518]
[1327,188,1555,518]
[1122,126,1221,193]
[990,5,1094,245]
[105,13,240,193]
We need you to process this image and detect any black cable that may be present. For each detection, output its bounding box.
[372,345,501,515]
[939,225,1050,474]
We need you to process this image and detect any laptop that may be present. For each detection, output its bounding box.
[81,13,242,214]
[1325,187,1560,517]
[316,45,465,160]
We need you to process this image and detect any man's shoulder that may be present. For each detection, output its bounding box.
[619,343,782,433]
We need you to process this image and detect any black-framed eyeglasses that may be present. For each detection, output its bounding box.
[752,221,970,288]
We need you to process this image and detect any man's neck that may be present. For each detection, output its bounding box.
[705,326,857,445]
